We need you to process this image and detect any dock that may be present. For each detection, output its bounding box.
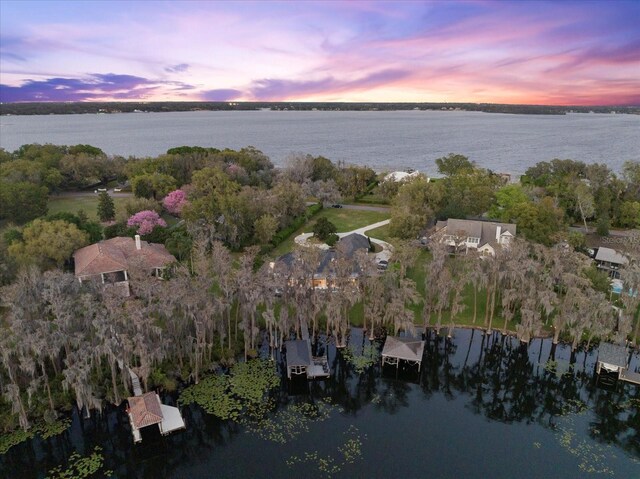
[124,366,185,443]
[285,339,330,380]
[596,342,639,387]
[620,369,640,385]
[381,335,425,372]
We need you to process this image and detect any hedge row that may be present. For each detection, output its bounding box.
[269,203,323,248]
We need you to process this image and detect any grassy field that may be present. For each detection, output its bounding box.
[48,196,129,221]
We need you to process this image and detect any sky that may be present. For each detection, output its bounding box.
[1,0,639,105]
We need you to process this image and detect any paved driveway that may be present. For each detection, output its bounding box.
[294,219,393,261]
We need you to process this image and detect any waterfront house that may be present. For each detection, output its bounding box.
[274,233,372,290]
[432,219,516,256]
[383,170,424,182]
[594,247,628,279]
[73,235,176,296]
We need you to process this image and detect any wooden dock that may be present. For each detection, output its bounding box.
[620,369,640,385]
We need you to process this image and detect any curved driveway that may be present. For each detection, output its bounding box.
[294,219,394,261]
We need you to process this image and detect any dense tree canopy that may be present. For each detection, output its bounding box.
[7,219,89,269]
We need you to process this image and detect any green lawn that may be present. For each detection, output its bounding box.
[364,224,393,243]
[48,196,128,221]
[316,208,389,232]
[269,208,390,258]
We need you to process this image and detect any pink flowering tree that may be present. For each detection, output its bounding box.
[127,210,167,235]
[162,189,188,215]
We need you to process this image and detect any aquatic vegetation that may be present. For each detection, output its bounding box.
[39,418,72,439]
[0,418,71,455]
[0,428,32,455]
[559,399,588,416]
[178,359,280,421]
[554,402,616,475]
[46,446,112,478]
[286,425,366,477]
[245,401,333,444]
[342,344,380,374]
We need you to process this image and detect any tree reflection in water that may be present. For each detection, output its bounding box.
[1,328,638,478]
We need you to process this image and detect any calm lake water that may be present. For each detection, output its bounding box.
[1,111,639,176]
[2,329,639,478]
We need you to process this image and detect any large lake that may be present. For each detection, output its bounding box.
[2,329,639,478]
[1,111,638,176]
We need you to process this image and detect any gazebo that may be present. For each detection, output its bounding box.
[381,336,426,372]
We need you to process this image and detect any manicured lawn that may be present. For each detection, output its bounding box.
[364,224,393,243]
[316,208,389,232]
[48,195,128,221]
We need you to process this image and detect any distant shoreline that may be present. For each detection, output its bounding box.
[2,101,639,116]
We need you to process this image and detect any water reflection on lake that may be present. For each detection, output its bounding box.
[2,328,639,478]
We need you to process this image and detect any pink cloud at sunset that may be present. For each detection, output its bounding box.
[0,0,638,105]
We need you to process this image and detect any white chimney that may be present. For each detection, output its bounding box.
[135,234,141,250]
[495,226,502,241]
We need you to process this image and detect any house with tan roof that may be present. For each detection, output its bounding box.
[432,219,516,256]
[73,235,176,295]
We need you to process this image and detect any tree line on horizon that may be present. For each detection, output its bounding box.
[2,101,639,116]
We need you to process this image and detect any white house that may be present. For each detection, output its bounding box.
[383,170,424,182]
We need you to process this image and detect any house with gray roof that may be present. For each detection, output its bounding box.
[594,247,629,279]
[432,219,516,256]
[274,233,372,290]
[284,339,330,379]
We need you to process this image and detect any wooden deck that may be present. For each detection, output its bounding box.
[620,369,640,385]
[309,355,330,379]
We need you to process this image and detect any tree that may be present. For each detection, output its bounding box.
[312,217,337,241]
[254,214,278,245]
[131,173,177,199]
[46,211,103,243]
[0,181,48,224]
[127,210,168,235]
[488,184,530,222]
[439,168,501,219]
[435,153,475,176]
[97,191,115,222]
[8,219,89,269]
[619,201,640,228]
[389,177,443,239]
[509,197,565,246]
[573,182,595,233]
[116,197,161,222]
[162,189,188,215]
[622,160,640,200]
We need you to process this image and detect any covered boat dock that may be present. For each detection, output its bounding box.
[284,339,330,379]
[596,343,640,386]
[381,336,426,372]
